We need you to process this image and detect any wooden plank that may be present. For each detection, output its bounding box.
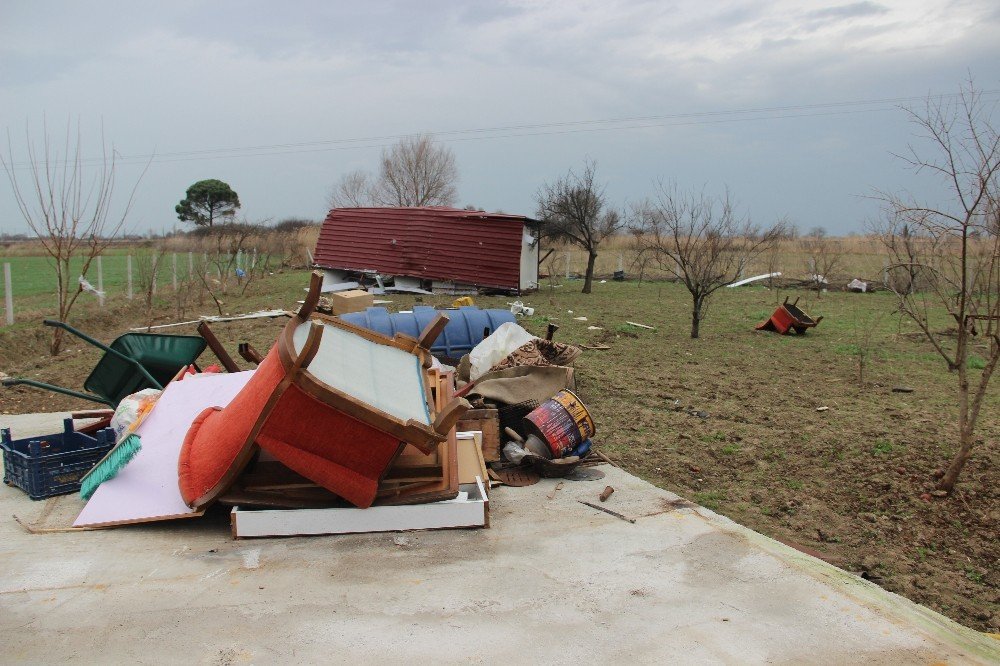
[231,478,488,538]
[128,310,291,331]
[378,429,458,505]
[219,490,341,510]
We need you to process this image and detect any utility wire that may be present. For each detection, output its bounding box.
[7,89,999,169]
[114,107,892,166]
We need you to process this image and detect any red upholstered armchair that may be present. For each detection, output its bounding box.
[178,271,470,509]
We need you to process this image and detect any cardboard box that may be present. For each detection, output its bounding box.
[329,289,373,315]
[457,409,500,462]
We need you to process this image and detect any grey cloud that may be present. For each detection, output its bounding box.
[708,4,766,30]
[757,37,802,51]
[2,0,999,237]
[806,2,889,21]
[456,2,525,25]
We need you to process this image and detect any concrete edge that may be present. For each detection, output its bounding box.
[678,502,1000,663]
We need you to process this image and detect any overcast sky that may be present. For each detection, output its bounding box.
[2,0,998,236]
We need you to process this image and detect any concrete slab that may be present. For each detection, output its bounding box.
[1,459,996,664]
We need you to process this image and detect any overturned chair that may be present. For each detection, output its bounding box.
[756,297,823,335]
[178,271,470,509]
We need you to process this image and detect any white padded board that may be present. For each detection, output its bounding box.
[292,321,430,424]
[231,478,487,538]
[74,371,255,527]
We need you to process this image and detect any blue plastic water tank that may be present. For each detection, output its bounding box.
[339,306,517,358]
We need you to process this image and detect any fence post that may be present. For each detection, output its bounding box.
[3,263,13,326]
[882,258,889,287]
[96,255,105,307]
[172,253,178,292]
[151,253,158,296]
[188,251,194,280]
[565,252,570,279]
[127,254,133,300]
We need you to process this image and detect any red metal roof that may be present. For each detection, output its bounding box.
[313,207,536,290]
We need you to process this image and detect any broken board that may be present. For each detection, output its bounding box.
[456,408,500,462]
[456,431,488,490]
[231,477,488,538]
[74,371,255,527]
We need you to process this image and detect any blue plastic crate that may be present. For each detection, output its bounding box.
[1,418,114,500]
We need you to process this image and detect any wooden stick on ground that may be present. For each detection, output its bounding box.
[592,449,619,467]
[13,514,102,534]
[578,500,636,524]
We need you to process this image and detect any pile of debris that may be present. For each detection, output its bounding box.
[2,272,604,538]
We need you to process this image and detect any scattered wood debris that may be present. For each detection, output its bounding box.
[578,500,635,524]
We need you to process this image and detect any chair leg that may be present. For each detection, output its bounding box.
[197,322,240,372]
[238,343,264,365]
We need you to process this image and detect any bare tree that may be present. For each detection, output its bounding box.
[874,82,1000,495]
[1,119,146,354]
[326,135,459,209]
[327,168,374,208]
[633,183,786,338]
[374,135,458,207]
[799,226,842,296]
[883,223,925,294]
[192,222,264,314]
[134,249,164,326]
[763,216,794,297]
[536,160,623,294]
[849,303,885,387]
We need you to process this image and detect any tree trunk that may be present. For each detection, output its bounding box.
[936,426,974,494]
[51,267,68,355]
[49,327,65,356]
[582,251,597,294]
[690,297,702,339]
[937,354,972,494]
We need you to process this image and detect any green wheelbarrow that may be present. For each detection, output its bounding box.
[2,320,208,407]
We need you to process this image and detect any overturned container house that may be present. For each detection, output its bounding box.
[312,207,540,294]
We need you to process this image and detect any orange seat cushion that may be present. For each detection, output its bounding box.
[177,345,284,506]
[257,384,403,508]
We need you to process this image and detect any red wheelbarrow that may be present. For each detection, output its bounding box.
[756,297,823,335]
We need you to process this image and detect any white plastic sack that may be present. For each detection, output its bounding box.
[468,322,537,381]
[78,275,105,298]
[110,388,162,443]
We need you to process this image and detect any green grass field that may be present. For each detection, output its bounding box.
[0,249,251,317]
